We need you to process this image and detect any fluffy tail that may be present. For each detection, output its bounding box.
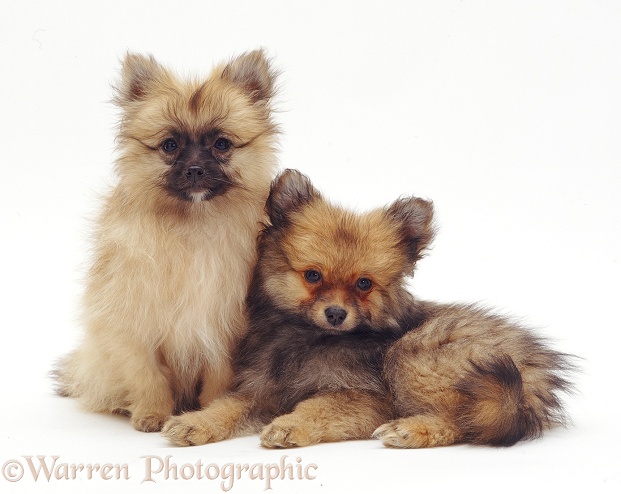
[454,355,571,446]
[50,351,78,398]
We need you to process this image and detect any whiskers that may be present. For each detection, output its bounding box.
[208,175,236,187]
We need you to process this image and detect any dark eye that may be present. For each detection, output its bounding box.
[213,138,232,152]
[162,139,178,153]
[304,270,322,283]
[356,278,373,291]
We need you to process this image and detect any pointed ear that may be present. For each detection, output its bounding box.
[221,49,277,103]
[385,197,436,264]
[115,52,167,105]
[266,169,320,228]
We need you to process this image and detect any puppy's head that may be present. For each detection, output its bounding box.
[113,50,278,208]
[259,169,435,332]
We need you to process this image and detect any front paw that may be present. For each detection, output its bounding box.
[260,419,313,449]
[131,413,169,433]
[162,415,228,446]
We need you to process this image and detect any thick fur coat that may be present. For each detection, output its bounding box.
[163,170,573,448]
[54,50,279,432]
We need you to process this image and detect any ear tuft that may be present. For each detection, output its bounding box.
[221,49,277,103]
[115,52,167,105]
[386,197,436,264]
[266,169,319,228]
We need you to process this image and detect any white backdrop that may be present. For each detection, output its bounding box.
[1,1,620,492]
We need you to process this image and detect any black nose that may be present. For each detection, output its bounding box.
[325,307,347,326]
[185,166,205,183]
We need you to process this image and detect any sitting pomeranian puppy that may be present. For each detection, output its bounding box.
[54,50,279,432]
[162,169,572,447]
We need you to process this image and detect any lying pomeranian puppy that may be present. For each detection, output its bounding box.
[54,50,279,432]
[162,169,573,447]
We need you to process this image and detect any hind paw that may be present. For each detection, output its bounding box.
[374,416,459,448]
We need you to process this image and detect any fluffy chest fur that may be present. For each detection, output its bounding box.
[85,193,263,381]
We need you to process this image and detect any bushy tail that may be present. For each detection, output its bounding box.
[50,351,78,398]
[454,355,569,446]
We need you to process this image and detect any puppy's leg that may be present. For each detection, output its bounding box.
[126,350,175,432]
[162,394,256,446]
[374,415,462,448]
[260,390,392,448]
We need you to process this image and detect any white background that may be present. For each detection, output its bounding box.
[1,1,620,492]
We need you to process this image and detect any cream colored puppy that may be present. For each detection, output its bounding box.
[55,50,279,432]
